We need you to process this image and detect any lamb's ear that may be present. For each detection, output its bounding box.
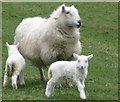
[71,5,75,8]
[16,42,19,48]
[62,4,65,12]
[73,53,79,59]
[6,42,10,48]
[87,54,93,60]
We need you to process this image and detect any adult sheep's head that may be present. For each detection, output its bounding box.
[60,4,82,28]
[51,4,82,28]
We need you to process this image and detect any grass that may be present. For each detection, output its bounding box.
[2,2,118,100]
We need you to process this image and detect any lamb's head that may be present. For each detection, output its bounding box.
[6,42,19,56]
[52,4,82,28]
[73,53,93,70]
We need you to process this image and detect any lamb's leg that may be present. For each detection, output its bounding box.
[80,79,85,88]
[66,79,73,87]
[75,80,86,100]
[3,72,8,87]
[11,75,18,89]
[19,70,25,86]
[45,78,57,98]
[39,67,46,81]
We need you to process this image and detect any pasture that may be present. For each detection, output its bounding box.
[2,2,118,100]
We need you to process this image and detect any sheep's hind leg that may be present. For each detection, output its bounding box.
[11,75,18,89]
[39,67,46,81]
[19,70,25,86]
[3,73,8,87]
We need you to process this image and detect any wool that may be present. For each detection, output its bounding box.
[3,42,26,89]
[14,4,82,81]
[45,53,93,99]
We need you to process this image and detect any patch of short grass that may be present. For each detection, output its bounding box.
[2,2,118,100]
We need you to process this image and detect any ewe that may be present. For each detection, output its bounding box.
[3,42,25,89]
[14,4,82,81]
[45,53,93,100]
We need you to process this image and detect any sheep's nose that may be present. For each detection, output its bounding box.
[77,20,81,28]
[81,66,84,69]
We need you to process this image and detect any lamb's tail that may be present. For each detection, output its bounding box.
[7,62,17,77]
[48,69,52,80]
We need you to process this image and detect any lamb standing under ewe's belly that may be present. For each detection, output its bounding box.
[14,4,82,81]
[3,42,25,89]
[45,53,93,100]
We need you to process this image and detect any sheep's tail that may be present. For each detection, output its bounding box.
[48,69,52,80]
[7,62,17,77]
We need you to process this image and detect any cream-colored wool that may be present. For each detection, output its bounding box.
[14,4,82,81]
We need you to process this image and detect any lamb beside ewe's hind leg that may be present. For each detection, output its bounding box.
[3,42,25,89]
[45,53,93,99]
[19,70,25,85]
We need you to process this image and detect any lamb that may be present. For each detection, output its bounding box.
[14,4,82,81]
[3,42,26,89]
[45,53,93,100]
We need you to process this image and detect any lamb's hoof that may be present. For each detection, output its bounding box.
[80,94,86,100]
[55,84,62,89]
[45,92,51,98]
[20,82,25,86]
[12,84,17,89]
[3,83,7,88]
[67,83,73,88]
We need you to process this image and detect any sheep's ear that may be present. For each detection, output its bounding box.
[6,42,10,48]
[87,54,93,60]
[16,42,19,48]
[71,5,75,8]
[62,4,65,12]
[73,53,79,59]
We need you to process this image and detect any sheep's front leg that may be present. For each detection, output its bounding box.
[19,70,25,86]
[3,72,8,87]
[75,80,86,100]
[39,67,46,81]
[11,75,18,89]
[45,78,57,98]
[80,79,85,88]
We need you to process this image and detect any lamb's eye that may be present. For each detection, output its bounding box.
[78,60,80,62]
[85,61,87,63]
[66,11,70,14]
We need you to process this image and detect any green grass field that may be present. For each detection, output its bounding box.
[2,2,118,100]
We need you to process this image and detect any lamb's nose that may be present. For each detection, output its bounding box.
[81,66,83,69]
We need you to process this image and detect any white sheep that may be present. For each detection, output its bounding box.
[45,53,93,100]
[3,42,26,89]
[14,4,82,81]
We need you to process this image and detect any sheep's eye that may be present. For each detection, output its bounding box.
[85,61,87,63]
[66,11,70,14]
[78,60,80,62]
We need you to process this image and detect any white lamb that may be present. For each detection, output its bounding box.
[3,42,26,89]
[45,53,93,100]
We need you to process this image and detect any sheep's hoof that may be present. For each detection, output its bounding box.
[12,84,17,89]
[3,83,7,88]
[20,82,25,86]
[67,83,73,88]
[80,93,86,100]
[45,92,51,98]
[55,84,62,89]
